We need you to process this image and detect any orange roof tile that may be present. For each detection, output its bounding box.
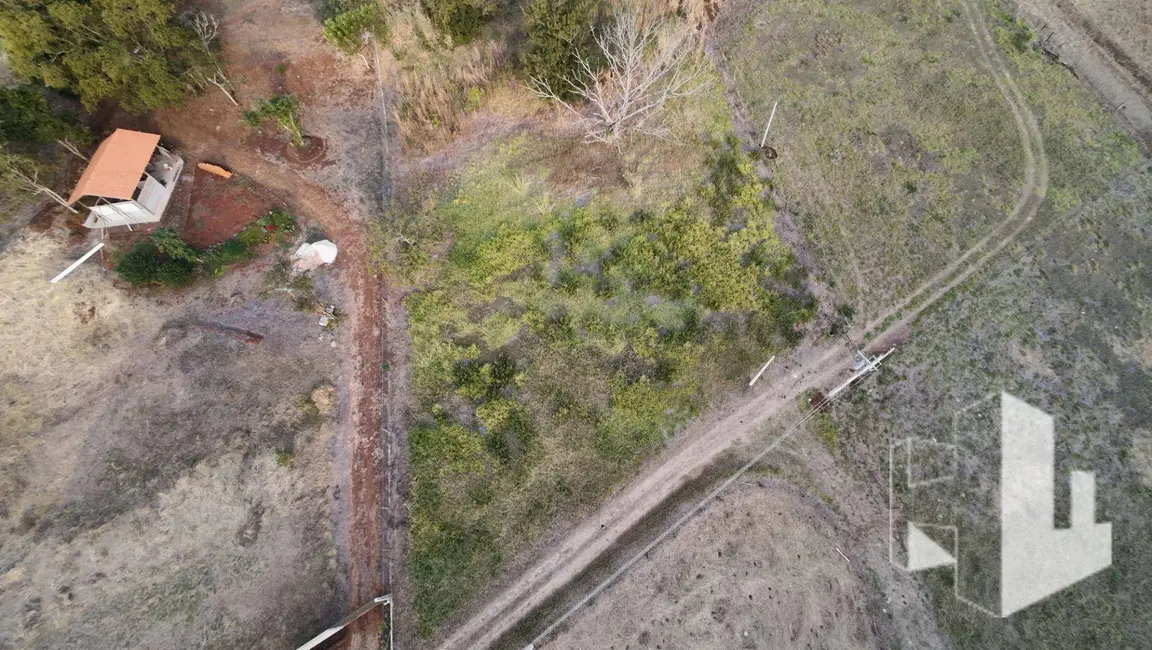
[68,129,161,204]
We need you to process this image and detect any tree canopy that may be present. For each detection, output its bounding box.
[522,0,598,100]
[322,0,387,56]
[0,84,89,145]
[422,0,494,43]
[0,0,208,113]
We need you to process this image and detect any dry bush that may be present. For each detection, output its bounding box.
[624,0,725,33]
[388,5,507,149]
[529,13,710,145]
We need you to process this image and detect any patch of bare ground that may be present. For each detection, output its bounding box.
[4,0,395,647]
[542,426,946,650]
[0,232,350,649]
[548,484,883,650]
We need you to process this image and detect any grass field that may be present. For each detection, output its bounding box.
[719,0,1026,316]
[717,0,1140,321]
[719,0,1148,646]
[391,127,816,634]
[833,163,1151,648]
[809,1,1151,642]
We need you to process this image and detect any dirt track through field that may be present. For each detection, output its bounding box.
[432,2,1051,648]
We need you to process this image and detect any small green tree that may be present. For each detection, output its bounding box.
[115,232,199,287]
[0,84,90,145]
[422,0,494,43]
[323,2,388,56]
[115,241,162,287]
[150,227,199,263]
[243,95,304,147]
[522,0,598,99]
[155,258,197,287]
[0,0,210,113]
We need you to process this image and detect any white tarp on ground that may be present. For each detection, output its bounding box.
[293,240,338,273]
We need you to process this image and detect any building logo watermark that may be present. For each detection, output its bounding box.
[888,392,1112,617]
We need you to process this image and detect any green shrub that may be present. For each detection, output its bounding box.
[202,238,250,269]
[116,233,198,288]
[115,242,161,287]
[237,208,297,246]
[0,84,90,146]
[242,95,304,147]
[274,449,295,467]
[324,2,388,55]
[475,398,535,463]
[423,0,494,43]
[259,208,297,234]
[156,259,197,287]
[150,228,199,263]
[522,0,598,98]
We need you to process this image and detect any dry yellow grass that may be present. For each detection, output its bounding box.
[0,233,162,520]
[386,5,508,149]
[0,234,160,438]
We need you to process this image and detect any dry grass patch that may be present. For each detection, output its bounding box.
[387,5,508,150]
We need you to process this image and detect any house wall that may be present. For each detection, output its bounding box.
[82,201,157,229]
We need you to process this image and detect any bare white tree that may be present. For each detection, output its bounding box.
[0,149,78,213]
[528,14,710,145]
[56,138,89,160]
[186,11,239,106]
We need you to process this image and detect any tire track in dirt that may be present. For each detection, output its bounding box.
[863,0,1049,333]
[341,37,402,650]
[432,3,1050,649]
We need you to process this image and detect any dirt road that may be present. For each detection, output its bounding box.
[147,1,393,646]
[432,2,1050,648]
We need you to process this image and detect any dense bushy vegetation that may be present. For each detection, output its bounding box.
[522,0,598,99]
[0,0,211,113]
[422,0,494,43]
[114,210,297,287]
[115,238,197,288]
[322,0,388,56]
[400,137,813,634]
[0,84,89,146]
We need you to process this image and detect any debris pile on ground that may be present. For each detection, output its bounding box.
[318,304,340,328]
[292,240,338,273]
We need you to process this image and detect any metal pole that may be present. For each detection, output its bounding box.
[748,355,776,386]
[760,101,779,148]
[50,242,105,284]
[295,595,392,650]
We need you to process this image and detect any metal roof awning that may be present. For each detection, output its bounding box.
[67,129,162,205]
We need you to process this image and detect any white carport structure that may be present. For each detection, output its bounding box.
[67,129,184,230]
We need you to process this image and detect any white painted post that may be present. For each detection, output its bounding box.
[749,355,776,386]
[760,101,779,148]
[295,595,392,650]
[49,242,104,284]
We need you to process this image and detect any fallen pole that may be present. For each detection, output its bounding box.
[296,594,392,650]
[748,355,776,386]
[760,101,779,148]
[49,242,104,284]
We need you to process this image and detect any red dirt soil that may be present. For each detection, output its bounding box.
[181,168,278,248]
